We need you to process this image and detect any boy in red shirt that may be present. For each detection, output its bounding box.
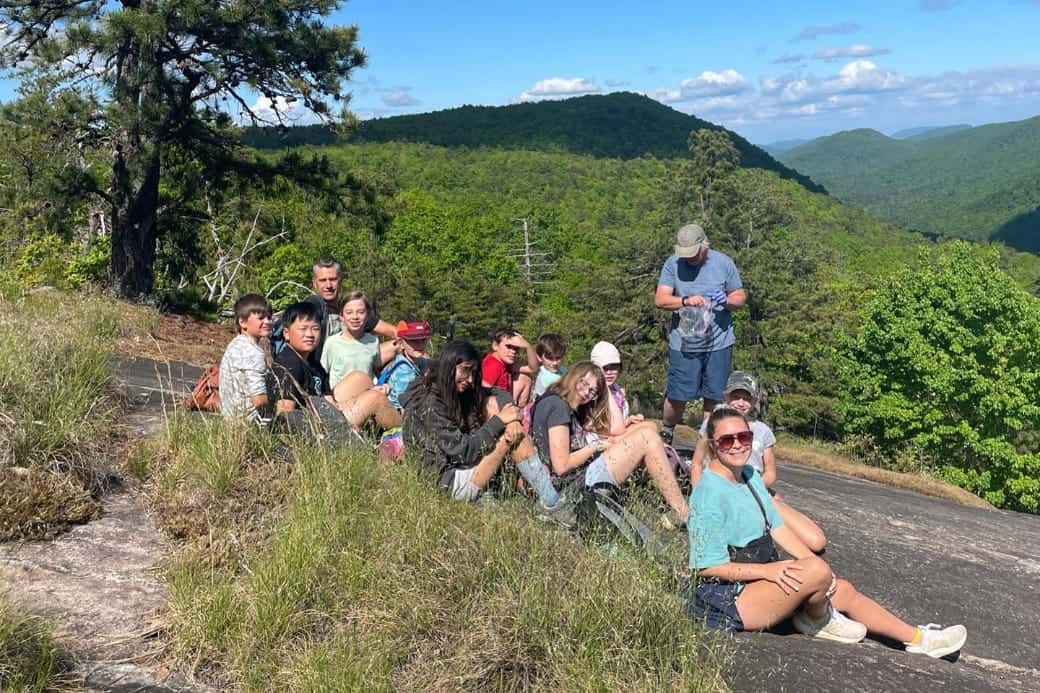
[482,327,539,404]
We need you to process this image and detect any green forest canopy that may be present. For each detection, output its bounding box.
[778,116,1040,252]
[241,92,825,193]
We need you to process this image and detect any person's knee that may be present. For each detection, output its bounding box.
[804,529,828,554]
[631,420,659,435]
[796,556,832,590]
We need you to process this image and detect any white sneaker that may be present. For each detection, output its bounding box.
[905,623,967,658]
[793,606,867,644]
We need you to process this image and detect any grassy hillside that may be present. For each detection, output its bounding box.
[241,92,825,193]
[779,116,1040,251]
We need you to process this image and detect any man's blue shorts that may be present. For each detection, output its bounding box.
[666,346,733,402]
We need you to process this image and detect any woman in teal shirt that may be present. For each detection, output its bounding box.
[687,407,967,659]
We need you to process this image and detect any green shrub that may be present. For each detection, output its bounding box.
[158,419,726,691]
[839,242,1040,511]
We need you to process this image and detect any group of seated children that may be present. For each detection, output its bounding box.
[218,279,967,660]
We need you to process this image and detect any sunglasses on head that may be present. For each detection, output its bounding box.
[712,430,753,451]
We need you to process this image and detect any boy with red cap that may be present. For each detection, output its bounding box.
[381,320,433,411]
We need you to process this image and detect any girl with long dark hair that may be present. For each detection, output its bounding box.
[401,341,568,519]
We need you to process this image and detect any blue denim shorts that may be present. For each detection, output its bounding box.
[583,455,618,487]
[666,346,733,402]
[688,580,745,632]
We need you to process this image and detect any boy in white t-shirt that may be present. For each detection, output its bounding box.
[690,371,827,553]
[219,294,273,423]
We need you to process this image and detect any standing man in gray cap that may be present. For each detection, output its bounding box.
[654,223,746,445]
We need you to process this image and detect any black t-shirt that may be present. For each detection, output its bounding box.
[269,346,331,408]
[528,392,587,481]
[305,294,381,363]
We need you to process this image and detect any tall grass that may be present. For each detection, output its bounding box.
[155,418,727,691]
[0,590,66,692]
[0,291,123,539]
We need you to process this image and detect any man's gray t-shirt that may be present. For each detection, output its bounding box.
[657,250,742,353]
[219,335,269,422]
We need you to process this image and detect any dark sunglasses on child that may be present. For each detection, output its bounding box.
[712,430,753,451]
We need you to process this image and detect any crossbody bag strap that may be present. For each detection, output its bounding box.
[744,476,773,532]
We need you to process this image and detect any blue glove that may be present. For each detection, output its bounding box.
[708,290,728,310]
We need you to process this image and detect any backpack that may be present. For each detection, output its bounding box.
[184,365,221,412]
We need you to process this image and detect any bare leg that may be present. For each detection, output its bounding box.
[775,500,827,553]
[601,421,688,517]
[830,579,916,642]
[735,556,832,631]
[333,371,375,405]
[701,397,720,424]
[513,373,533,407]
[468,436,512,489]
[341,390,402,430]
[662,397,687,427]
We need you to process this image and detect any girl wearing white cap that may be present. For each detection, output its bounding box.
[590,341,644,435]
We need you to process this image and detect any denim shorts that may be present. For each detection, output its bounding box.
[666,346,733,402]
[688,580,745,632]
[584,455,618,487]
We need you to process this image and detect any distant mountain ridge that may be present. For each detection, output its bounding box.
[777,116,1040,252]
[891,124,972,141]
[764,138,809,154]
[240,92,825,193]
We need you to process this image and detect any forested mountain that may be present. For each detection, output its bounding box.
[778,116,1040,251]
[891,124,972,140]
[240,92,825,193]
[763,138,809,154]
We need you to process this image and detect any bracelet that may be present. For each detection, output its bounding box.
[681,296,688,307]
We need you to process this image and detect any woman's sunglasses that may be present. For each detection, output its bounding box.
[712,431,753,451]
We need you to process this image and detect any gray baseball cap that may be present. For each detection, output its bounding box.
[724,371,758,397]
[674,223,708,257]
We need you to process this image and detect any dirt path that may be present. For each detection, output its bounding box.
[0,490,206,691]
[0,358,210,692]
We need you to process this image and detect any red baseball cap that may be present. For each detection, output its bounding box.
[397,320,432,340]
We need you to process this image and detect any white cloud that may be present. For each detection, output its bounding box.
[516,76,602,102]
[381,87,420,108]
[771,54,805,65]
[605,79,631,88]
[657,60,1040,136]
[680,69,751,98]
[244,94,321,125]
[813,44,891,61]
[651,69,752,105]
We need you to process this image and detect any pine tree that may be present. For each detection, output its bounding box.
[0,1,365,297]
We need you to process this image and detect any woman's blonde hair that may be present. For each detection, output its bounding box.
[551,361,610,434]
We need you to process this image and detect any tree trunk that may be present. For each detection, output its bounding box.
[110,145,161,298]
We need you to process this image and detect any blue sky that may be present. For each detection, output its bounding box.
[3,0,1039,143]
[337,0,1040,143]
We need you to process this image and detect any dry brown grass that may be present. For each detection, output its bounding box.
[0,468,101,541]
[114,302,230,366]
[774,440,993,509]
